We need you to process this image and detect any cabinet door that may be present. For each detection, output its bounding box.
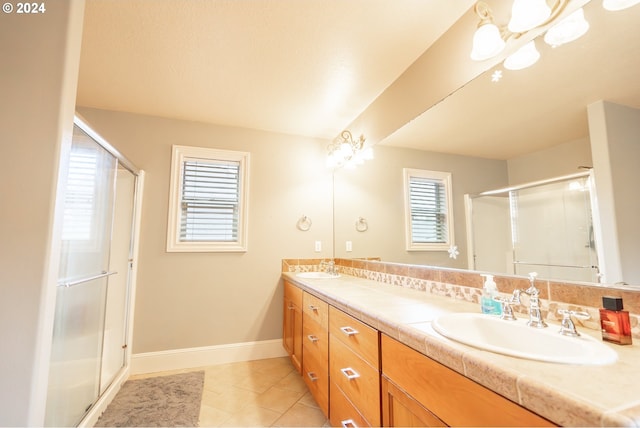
[283,282,303,373]
[382,375,446,427]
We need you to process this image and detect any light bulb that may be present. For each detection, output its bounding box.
[504,40,540,70]
[470,22,506,61]
[544,8,589,47]
[603,0,640,10]
[508,0,552,33]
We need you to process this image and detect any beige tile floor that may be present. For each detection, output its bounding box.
[130,357,329,427]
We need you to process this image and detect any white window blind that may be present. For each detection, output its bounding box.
[62,146,98,241]
[180,159,240,242]
[408,176,448,243]
[404,168,454,251]
[167,145,249,252]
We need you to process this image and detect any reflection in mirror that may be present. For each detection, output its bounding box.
[333,1,640,287]
[466,171,600,283]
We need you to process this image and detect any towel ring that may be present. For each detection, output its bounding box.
[296,215,312,231]
[355,217,368,232]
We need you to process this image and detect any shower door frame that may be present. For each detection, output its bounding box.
[70,113,144,427]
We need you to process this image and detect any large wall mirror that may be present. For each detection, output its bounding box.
[333,0,640,287]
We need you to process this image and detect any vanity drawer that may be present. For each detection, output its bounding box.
[329,306,379,367]
[303,292,329,329]
[302,339,329,417]
[330,380,371,428]
[302,317,328,365]
[330,334,380,426]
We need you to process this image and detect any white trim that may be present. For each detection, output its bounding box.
[166,145,250,253]
[403,168,455,251]
[130,339,287,375]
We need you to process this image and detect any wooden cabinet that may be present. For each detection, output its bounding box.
[381,375,446,427]
[283,281,303,373]
[283,281,555,427]
[329,306,380,427]
[302,292,329,417]
[381,334,555,427]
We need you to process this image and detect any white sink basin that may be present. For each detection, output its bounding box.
[296,272,341,279]
[432,313,617,365]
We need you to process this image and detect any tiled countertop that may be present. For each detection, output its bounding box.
[283,272,640,427]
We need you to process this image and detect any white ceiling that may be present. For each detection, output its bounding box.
[77,0,474,140]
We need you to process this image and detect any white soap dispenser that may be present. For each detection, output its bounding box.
[480,274,502,315]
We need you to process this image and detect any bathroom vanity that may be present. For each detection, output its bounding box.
[282,263,640,427]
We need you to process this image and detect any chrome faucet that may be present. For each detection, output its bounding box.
[320,259,336,275]
[523,272,548,328]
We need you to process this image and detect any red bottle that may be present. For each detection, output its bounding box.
[599,296,632,345]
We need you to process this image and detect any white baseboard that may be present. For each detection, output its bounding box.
[130,338,288,375]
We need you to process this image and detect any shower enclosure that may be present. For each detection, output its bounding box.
[44,116,143,427]
[465,172,601,283]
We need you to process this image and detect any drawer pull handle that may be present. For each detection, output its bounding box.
[309,304,319,311]
[340,367,360,380]
[307,334,319,343]
[340,326,359,336]
[341,419,357,427]
[307,372,318,382]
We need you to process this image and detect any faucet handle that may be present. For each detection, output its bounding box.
[495,290,521,321]
[557,309,590,337]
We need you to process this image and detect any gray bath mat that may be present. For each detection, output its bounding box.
[95,370,205,427]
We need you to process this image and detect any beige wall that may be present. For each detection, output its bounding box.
[77,108,333,353]
[0,1,85,425]
[333,145,508,266]
[507,137,592,185]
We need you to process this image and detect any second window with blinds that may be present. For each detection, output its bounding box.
[403,168,454,251]
[167,145,250,252]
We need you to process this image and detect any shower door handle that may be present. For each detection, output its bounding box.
[57,271,117,288]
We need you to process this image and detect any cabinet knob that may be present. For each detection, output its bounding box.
[341,419,357,427]
[340,326,359,336]
[307,372,318,382]
[340,367,360,380]
[307,334,319,343]
[309,305,319,311]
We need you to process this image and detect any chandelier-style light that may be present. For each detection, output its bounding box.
[470,0,598,71]
[326,130,373,169]
[603,0,640,10]
[544,7,590,46]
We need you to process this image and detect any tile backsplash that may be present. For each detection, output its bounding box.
[282,258,640,339]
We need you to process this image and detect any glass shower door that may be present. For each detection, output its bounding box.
[45,125,117,427]
[100,164,136,393]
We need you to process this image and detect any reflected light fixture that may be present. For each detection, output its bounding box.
[470,1,598,72]
[603,0,640,10]
[544,7,590,47]
[326,130,373,169]
[470,2,505,61]
[508,0,552,33]
[504,40,540,70]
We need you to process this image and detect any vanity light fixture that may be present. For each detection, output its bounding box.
[326,130,373,169]
[470,1,591,71]
[504,40,541,70]
[602,0,640,11]
[544,7,590,47]
[508,0,552,33]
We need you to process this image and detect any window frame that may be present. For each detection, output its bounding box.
[403,168,455,251]
[167,145,250,253]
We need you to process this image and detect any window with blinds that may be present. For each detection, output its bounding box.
[167,145,250,252]
[403,168,454,251]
